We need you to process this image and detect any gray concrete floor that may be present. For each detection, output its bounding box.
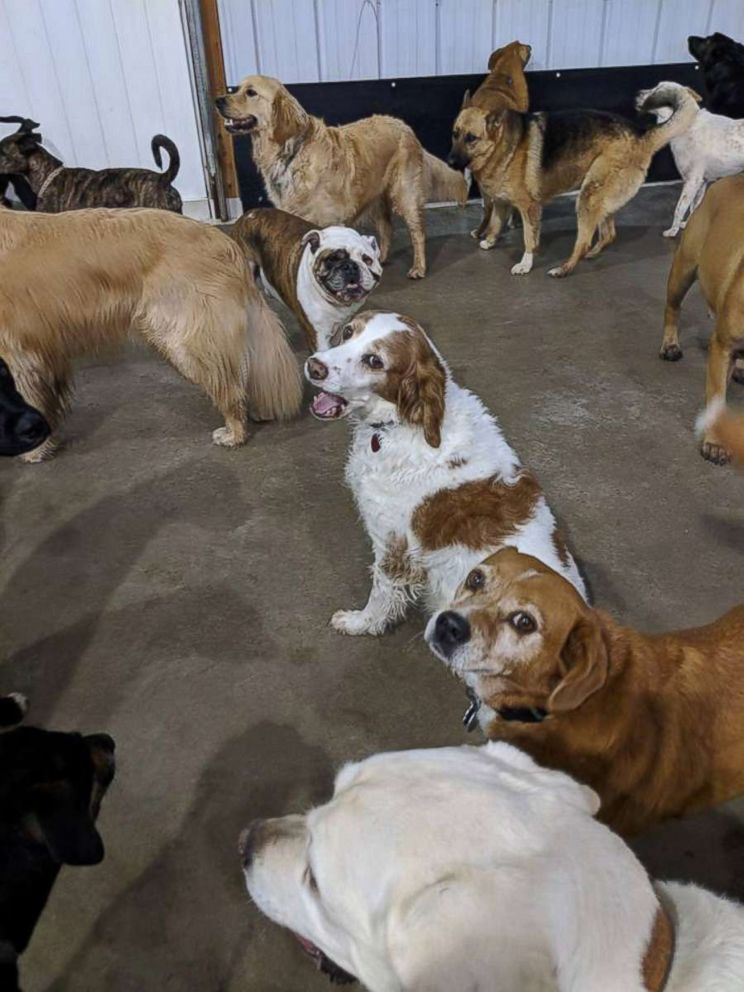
[2,185,743,991]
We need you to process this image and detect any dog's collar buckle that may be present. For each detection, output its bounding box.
[463,689,480,732]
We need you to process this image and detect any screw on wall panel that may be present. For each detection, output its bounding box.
[555,71,561,77]
[391,81,396,87]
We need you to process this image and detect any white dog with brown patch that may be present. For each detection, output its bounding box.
[240,741,744,991]
[305,310,585,635]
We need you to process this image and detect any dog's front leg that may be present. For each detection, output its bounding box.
[331,555,410,636]
[664,176,703,238]
[511,203,540,275]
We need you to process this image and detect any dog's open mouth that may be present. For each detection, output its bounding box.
[293,934,356,984]
[223,115,257,135]
[333,283,366,304]
[310,391,350,421]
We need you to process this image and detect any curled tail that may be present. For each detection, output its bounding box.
[245,290,302,421]
[636,85,699,156]
[423,151,469,205]
[151,134,180,183]
[696,399,744,465]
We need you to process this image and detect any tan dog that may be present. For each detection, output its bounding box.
[449,88,698,277]
[426,547,744,836]
[0,207,301,460]
[661,174,744,464]
[216,76,468,279]
[461,40,531,249]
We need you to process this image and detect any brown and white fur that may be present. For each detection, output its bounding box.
[661,174,744,464]
[229,207,381,350]
[458,40,531,249]
[427,546,744,836]
[449,88,699,277]
[304,310,585,636]
[0,207,301,460]
[215,76,468,279]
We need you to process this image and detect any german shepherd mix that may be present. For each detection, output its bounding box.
[461,40,531,249]
[449,88,698,277]
[216,76,468,280]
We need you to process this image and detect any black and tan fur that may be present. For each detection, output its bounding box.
[0,121,182,213]
[449,89,699,277]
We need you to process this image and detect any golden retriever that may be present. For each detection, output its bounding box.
[216,76,468,279]
[0,207,302,460]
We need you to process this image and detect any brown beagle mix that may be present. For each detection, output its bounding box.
[426,546,744,836]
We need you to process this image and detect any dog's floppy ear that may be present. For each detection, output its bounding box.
[271,88,307,145]
[301,230,321,253]
[364,234,379,256]
[397,333,446,448]
[487,46,504,71]
[686,86,703,103]
[548,614,609,713]
[17,132,41,152]
[461,89,472,110]
[30,789,105,865]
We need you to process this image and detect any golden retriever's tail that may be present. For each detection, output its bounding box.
[423,151,469,206]
[245,293,302,421]
[637,84,700,156]
[696,399,744,465]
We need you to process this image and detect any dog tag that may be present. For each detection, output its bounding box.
[371,433,381,453]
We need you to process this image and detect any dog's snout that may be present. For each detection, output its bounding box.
[340,259,358,277]
[306,357,328,381]
[215,95,227,112]
[239,819,263,869]
[448,150,467,171]
[434,610,471,655]
[14,410,49,446]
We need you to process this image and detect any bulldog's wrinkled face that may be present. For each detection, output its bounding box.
[449,106,505,171]
[425,548,608,716]
[239,742,602,989]
[304,310,446,447]
[302,227,382,305]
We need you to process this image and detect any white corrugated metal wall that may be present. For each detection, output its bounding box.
[0,0,208,206]
[218,0,744,84]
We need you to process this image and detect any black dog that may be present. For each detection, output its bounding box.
[0,116,182,213]
[689,32,744,118]
[0,359,50,457]
[0,717,115,991]
[0,119,38,209]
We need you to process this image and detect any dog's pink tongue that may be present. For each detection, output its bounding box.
[311,391,342,417]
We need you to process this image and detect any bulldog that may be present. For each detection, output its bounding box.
[230,207,381,350]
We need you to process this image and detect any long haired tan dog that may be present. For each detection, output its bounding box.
[427,547,744,836]
[0,207,301,461]
[660,174,744,464]
[449,88,698,277]
[460,40,531,249]
[216,76,468,279]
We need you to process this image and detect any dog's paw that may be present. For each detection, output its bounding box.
[700,439,732,465]
[547,265,570,279]
[330,609,383,636]
[212,426,243,448]
[406,266,426,280]
[510,259,533,276]
[662,227,679,238]
[659,344,684,362]
[19,437,58,463]
[479,237,498,250]
[470,227,483,240]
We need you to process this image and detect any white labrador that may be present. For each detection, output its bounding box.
[240,742,744,991]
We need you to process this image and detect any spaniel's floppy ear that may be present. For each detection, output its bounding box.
[548,614,609,713]
[301,229,321,253]
[397,335,446,448]
[461,89,472,110]
[271,88,307,146]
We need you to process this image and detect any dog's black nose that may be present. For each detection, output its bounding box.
[215,95,227,112]
[14,410,49,446]
[434,611,471,656]
[339,259,358,277]
[306,357,328,381]
[239,820,262,869]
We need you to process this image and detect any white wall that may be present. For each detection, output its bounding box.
[218,0,744,84]
[0,0,208,205]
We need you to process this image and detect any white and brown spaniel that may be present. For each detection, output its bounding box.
[305,310,585,635]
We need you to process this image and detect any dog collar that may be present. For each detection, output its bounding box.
[37,166,64,199]
[644,889,676,992]
[462,691,546,731]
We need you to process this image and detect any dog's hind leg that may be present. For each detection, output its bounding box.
[664,175,704,238]
[374,201,394,264]
[660,241,698,361]
[10,352,71,462]
[585,216,617,258]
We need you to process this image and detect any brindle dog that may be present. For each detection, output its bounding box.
[0,117,182,212]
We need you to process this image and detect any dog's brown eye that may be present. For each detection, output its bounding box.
[465,569,485,592]
[362,254,373,265]
[509,611,536,634]
[342,325,353,341]
[246,88,257,97]
[465,133,476,144]
[362,354,383,370]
